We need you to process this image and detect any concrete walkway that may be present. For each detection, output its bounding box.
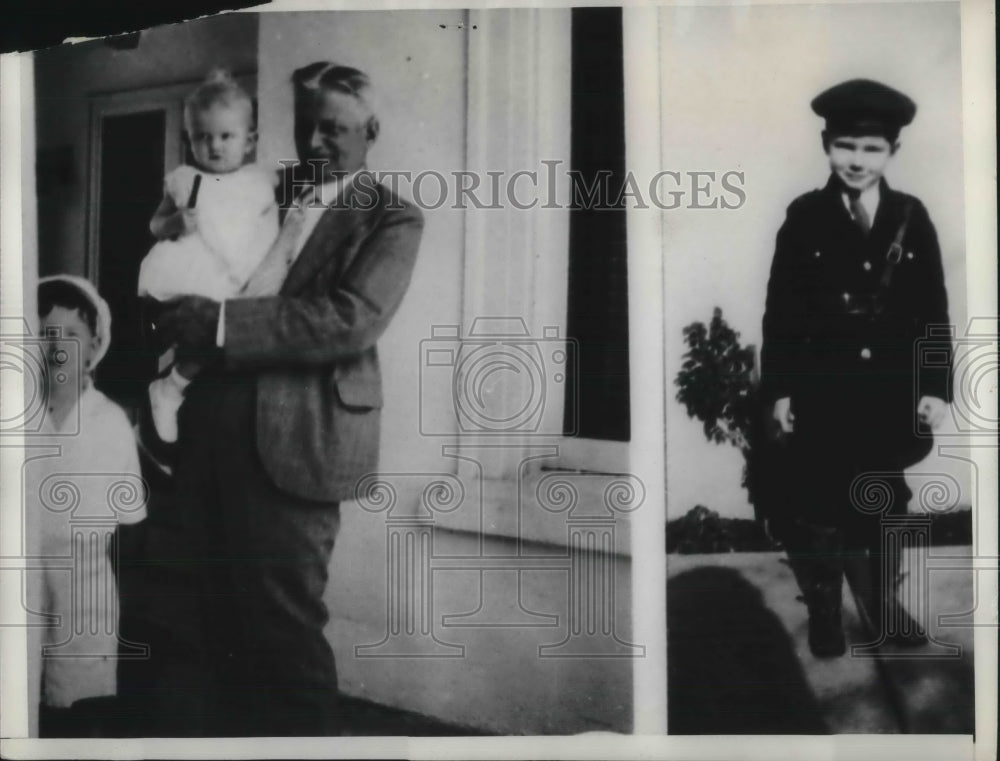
[667,547,974,734]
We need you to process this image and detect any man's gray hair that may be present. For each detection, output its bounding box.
[292,62,380,139]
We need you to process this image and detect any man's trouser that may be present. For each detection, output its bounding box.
[174,371,342,736]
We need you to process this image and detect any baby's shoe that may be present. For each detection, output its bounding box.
[149,375,184,444]
[135,376,181,481]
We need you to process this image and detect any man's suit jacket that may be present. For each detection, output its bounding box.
[222,170,423,502]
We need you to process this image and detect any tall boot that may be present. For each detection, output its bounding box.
[785,521,847,658]
[843,547,879,631]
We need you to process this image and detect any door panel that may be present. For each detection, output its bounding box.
[93,110,166,411]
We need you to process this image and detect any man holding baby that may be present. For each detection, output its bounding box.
[155,62,423,737]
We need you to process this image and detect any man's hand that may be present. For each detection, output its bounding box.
[156,295,221,357]
[917,396,948,430]
[773,397,795,435]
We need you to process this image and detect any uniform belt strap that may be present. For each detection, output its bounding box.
[872,200,914,314]
[879,200,913,289]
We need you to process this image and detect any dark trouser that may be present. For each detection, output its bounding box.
[780,381,924,643]
[779,464,914,653]
[174,372,342,736]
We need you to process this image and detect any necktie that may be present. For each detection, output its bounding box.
[847,191,871,236]
[241,188,313,297]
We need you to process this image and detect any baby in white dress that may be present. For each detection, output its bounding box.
[138,70,281,443]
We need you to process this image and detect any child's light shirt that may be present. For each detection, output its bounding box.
[25,385,147,710]
[138,163,279,301]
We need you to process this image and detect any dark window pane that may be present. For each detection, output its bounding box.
[565,7,630,441]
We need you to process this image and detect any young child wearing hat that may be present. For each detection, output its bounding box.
[26,275,148,736]
[137,69,286,447]
[760,79,952,657]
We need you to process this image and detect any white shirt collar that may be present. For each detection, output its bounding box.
[291,170,362,260]
[301,170,361,208]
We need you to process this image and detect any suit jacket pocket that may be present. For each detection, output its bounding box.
[334,374,384,410]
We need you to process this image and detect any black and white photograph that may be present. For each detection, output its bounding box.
[660,0,986,737]
[2,6,645,742]
[0,0,996,758]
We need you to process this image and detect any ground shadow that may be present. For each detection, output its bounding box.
[667,565,828,734]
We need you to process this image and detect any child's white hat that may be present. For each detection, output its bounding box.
[37,274,113,370]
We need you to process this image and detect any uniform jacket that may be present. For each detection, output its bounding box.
[761,176,952,408]
[222,170,423,502]
[755,177,953,527]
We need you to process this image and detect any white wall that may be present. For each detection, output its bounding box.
[659,2,969,520]
[258,11,633,734]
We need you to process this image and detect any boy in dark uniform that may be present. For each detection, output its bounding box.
[760,79,952,657]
